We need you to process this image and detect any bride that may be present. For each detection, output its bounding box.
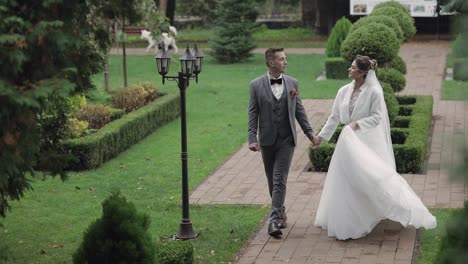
[312,55,436,240]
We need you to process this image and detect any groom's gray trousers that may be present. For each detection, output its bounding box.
[261,135,295,224]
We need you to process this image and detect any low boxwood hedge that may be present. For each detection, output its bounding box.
[63,92,180,170]
[156,240,194,264]
[325,57,350,79]
[453,58,468,81]
[377,67,406,92]
[309,95,433,173]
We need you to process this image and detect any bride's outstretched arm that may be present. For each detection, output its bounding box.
[318,89,342,141]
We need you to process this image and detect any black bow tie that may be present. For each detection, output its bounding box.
[270,78,282,85]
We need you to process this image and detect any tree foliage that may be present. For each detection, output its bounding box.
[340,23,399,65]
[370,6,416,42]
[209,0,258,63]
[0,0,111,218]
[326,17,352,57]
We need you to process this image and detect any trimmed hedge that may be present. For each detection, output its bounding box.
[340,22,399,65]
[350,15,404,43]
[156,240,194,264]
[326,17,352,57]
[377,67,406,92]
[63,92,180,170]
[370,6,416,42]
[325,57,350,79]
[453,58,468,81]
[386,55,407,74]
[373,0,410,15]
[381,82,399,124]
[309,95,433,173]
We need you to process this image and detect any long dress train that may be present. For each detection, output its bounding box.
[314,126,437,240]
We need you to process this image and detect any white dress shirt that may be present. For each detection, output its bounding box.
[267,73,284,100]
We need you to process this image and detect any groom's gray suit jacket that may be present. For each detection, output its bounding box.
[248,74,314,147]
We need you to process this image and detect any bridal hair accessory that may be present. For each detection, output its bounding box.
[370,59,378,70]
[290,88,298,98]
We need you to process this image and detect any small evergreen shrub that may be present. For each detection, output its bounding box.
[377,68,406,92]
[436,202,468,263]
[73,191,155,264]
[325,57,350,79]
[453,58,468,81]
[73,104,112,129]
[209,0,258,63]
[340,22,399,65]
[452,34,468,59]
[386,55,407,74]
[373,0,410,14]
[67,94,87,112]
[112,82,159,112]
[157,240,194,264]
[381,82,399,124]
[370,6,416,42]
[66,117,89,139]
[326,17,352,57]
[350,15,404,43]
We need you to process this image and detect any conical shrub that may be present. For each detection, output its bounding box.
[73,191,155,264]
[326,17,352,57]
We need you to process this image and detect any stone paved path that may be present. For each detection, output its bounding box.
[188,41,468,264]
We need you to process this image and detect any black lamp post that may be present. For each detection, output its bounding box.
[155,44,203,240]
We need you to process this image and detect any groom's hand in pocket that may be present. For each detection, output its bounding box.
[249,143,260,152]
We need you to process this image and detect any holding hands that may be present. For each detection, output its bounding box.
[310,135,322,149]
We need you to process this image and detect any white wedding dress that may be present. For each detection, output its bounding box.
[314,70,436,240]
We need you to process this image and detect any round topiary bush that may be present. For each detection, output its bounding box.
[386,55,407,74]
[370,6,416,42]
[380,82,399,124]
[340,22,399,65]
[326,17,352,57]
[377,68,406,92]
[373,0,410,15]
[349,15,404,43]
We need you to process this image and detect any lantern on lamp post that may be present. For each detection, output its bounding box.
[155,44,203,240]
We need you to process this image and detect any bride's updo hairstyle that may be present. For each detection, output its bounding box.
[355,54,378,78]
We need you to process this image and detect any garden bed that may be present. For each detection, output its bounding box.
[63,92,180,170]
[309,95,433,173]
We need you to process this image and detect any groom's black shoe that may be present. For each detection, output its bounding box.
[279,212,288,229]
[268,222,282,237]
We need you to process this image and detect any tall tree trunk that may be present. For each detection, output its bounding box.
[302,0,317,28]
[122,18,128,87]
[166,0,176,25]
[104,53,110,92]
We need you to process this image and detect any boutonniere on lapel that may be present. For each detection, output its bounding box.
[290,88,298,98]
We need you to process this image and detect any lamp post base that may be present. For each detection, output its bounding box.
[175,220,198,240]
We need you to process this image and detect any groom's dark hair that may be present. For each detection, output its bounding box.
[265,48,284,65]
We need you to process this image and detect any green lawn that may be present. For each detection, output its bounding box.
[417,208,461,264]
[442,80,468,100]
[0,53,336,263]
[127,27,327,49]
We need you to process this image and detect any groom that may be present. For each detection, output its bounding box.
[248,48,317,237]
